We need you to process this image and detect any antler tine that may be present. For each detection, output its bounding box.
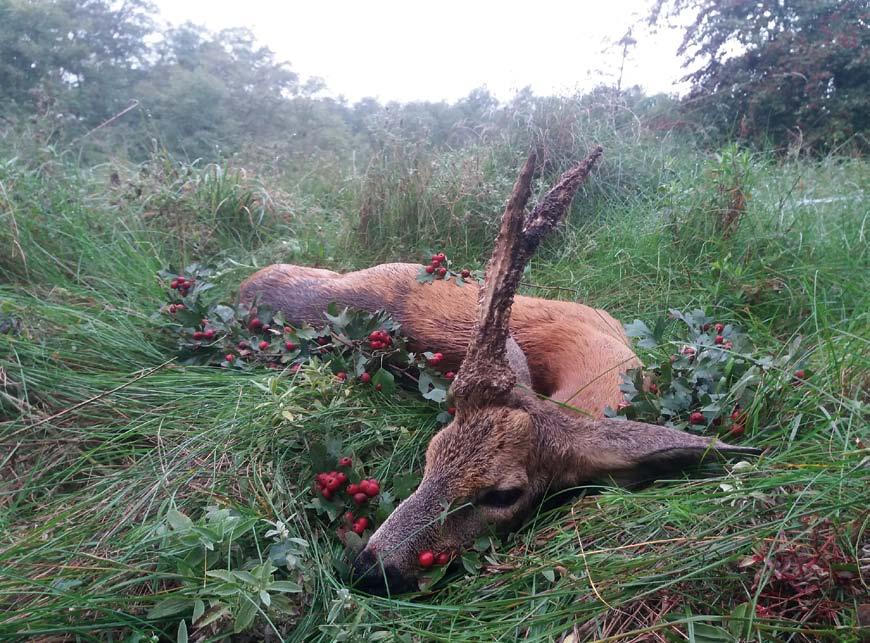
[453,146,604,404]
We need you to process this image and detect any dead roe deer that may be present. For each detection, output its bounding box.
[240,147,759,594]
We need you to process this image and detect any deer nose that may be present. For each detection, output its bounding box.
[351,548,418,595]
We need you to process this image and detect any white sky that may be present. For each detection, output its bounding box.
[151,0,689,104]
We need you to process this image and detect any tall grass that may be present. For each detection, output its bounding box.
[0,123,867,642]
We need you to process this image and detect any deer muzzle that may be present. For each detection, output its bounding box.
[350,477,483,595]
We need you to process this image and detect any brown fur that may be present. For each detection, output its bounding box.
[239,262,638,417]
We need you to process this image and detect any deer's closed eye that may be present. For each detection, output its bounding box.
[477,487,523,508]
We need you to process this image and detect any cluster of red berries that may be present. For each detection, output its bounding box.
[169,276,195,296]
[167,303,185,314]
[192,320,216,342]
[424,252,449,278]
[368,330,392,351]
[341,512,370,536]
[313,457,381,506]
[427,352,444,367]
[417,549,453,569]
[423,252,473,281]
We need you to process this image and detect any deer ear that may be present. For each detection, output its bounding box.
[572,418,762,488]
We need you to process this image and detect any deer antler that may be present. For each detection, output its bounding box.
[453,146,604,403]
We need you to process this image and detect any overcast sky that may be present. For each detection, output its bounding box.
[151,0,689,104]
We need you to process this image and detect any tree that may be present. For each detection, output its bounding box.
[652,0,870,152]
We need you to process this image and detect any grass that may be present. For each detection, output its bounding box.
[0,136,867,642]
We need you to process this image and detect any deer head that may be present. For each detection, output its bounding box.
[351,148,760,595]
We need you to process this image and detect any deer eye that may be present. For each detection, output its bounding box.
[477,487,523,508]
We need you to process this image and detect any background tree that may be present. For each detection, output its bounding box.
[651,0,870,152]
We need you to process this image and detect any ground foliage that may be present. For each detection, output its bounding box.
[0,122,868,641]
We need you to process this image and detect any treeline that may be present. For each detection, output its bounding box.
[1,0,867,168]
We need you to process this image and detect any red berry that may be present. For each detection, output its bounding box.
[352,522,365,535]
[425,265,435,274]
[343,511,355,524]
[325,476,341,492]
[347,483,360,495]
[649,383,658,394]
[285,341,296,350]
[714,335,724,345]
[170,279,180,289]
[418,551,435,568]
[437,267,447,277]
[359,372,371,383]
[375,383,382,391]
[460,269,471,278]
[336,371,347,381]
[225,354,235,362]
[701,323,711,331]
[430,254,440,262]
[436,252,446,261]
[259,340,269,350]
[794,369,806,379]
[723,341,733,350]
[444,371,455,380]
[353,492,368,505]
[248,318,262,331]
[193,331,204,340]
[335,471,348,485]
[681,346,696,356]
[689,411,706,424]
[730,423,745,436]
[715,322,725,333]
[339,456,352,468]
[317,336,330,346]
[316,472,329,485]
[204,329,215,339]
[321,488,333,500]
[428,352,444,366]
[356,517,370,530]
[435,551,450,566]
[447,406,456,415]
[363,480,379,498]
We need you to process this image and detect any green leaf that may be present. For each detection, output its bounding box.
[371,368,395,394]
[542,568,556,583]
[212,304,236,323]
[147,597,190,619]
[166,508,193,532]
[231,570,259,586]
[727,602,754,639]
[176,619,188,643]
[233,597,258,633]
[259,590,271,607]
[205,569,236,583]
[267,580,302,593]
[192,599,205,624]
[687,622,733,642]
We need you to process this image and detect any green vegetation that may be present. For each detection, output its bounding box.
[1,123,867,640]
[1,1,868,640]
